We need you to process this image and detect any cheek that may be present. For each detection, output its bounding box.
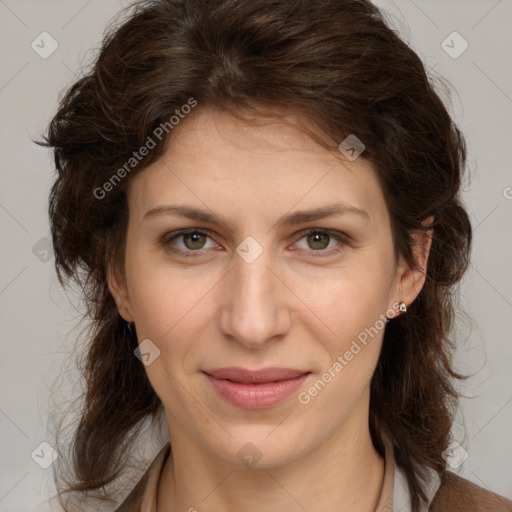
[125,249,221,360]
[124,259,215,408]
[129,272,210,335]
[294,259,394,346]
[294,267,391,426]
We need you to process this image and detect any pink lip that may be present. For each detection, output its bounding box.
[203,367,310,409]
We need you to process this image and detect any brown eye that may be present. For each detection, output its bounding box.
[294,229,348,256]
[161,229,215,257]
[306,232,330,250]
[182,232,207,250]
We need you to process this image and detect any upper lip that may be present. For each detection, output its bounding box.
[203,367,310,383]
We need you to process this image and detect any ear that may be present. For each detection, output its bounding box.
[391,216,434,313]
[107,266,134,323]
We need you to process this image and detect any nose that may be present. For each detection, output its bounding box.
[218,246,291,349]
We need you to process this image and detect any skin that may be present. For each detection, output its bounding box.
[109,107,431,511]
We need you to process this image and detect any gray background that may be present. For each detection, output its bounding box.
[0,0,511,510]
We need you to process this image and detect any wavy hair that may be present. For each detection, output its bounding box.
[38,0,472,510]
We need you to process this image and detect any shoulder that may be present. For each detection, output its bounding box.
[430,471,512,511]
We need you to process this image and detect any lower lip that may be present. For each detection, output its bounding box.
[205,373,310,409]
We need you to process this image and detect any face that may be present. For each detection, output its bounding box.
[110,107,427,469]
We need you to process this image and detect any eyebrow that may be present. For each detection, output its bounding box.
[143,202,370,230]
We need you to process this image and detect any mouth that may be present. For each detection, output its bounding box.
[202,367,311,409]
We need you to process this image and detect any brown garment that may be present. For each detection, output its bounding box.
[430,472,512,511]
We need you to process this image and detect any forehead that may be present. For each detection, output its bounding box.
[127,107,388,228]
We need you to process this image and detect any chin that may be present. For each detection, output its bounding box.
[203,424,311,470]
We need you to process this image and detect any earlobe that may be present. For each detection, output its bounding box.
[107,267,134,322]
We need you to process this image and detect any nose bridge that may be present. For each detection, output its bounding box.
[235,245,275,305]
[219,240,289,347]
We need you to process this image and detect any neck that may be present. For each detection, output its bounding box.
[157,414,385,512]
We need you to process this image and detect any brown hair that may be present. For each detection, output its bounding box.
[38,0,472,510]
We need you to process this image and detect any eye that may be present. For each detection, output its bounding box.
[293,229,348,256]
[160,228,349,258]
[161,229,217,257]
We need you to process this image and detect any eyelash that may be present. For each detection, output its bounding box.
[160,228,349,258]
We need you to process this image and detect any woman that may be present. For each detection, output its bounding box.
[39,0,511,511]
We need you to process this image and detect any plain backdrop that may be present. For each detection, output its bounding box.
[0,0,511,510]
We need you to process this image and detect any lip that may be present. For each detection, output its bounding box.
[203,367,310,409]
